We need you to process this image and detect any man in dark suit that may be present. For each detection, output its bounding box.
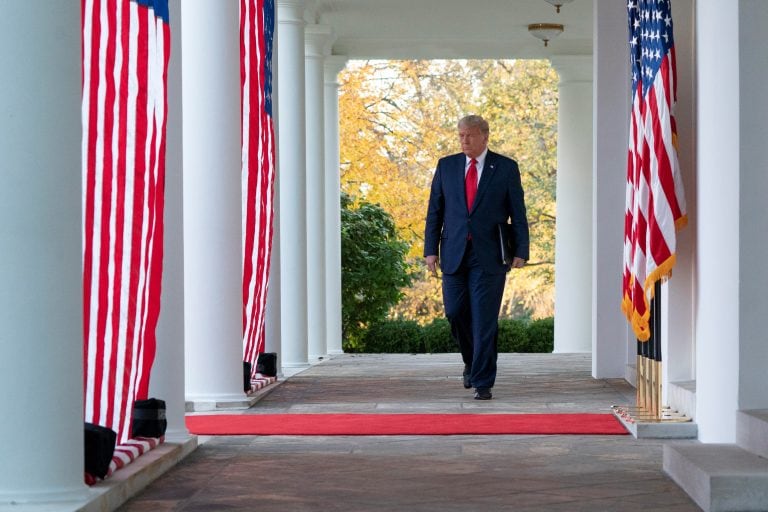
[424,115,529,400]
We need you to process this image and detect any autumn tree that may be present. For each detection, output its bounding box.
[340,192,412,348]
[338,59,558,322]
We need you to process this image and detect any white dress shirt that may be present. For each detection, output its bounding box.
[464,148,488,183]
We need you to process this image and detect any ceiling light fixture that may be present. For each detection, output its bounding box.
[543,0,574,13]
[528,23,564,47]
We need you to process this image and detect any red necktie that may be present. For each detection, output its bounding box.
[465,158,478,211]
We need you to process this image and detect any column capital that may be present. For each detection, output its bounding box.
[305,24,335,58]
[549,55,593,84]
[277,0,307,25]
[324,55,348,84]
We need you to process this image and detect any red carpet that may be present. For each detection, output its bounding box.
[185,413,628,436]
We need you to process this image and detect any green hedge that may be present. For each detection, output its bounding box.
[349,317,554,354]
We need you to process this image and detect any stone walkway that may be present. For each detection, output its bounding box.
[117,353,701,511]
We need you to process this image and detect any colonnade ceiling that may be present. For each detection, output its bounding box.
[310,0,594,60]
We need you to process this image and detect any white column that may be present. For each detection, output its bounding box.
[660,0,696,406]
[550,55,593,354]
[264,99,283,377]
[324,56,347,355]
[591,0,632,378]
[305,24,334,361]
[695,0,739,443]
[181,0,245,404]
[265,24,283,371]
[265,193,283,373]
[151,0,189,436]
[277,0,309,370]
[737,0,768,414]
[695,0,768,442]
[0,3,89,504]
[265,179,283,371]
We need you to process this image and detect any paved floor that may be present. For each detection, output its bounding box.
[117,353,701,511]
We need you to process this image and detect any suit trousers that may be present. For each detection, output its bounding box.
[441,240,507,389]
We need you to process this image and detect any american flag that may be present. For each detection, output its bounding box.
[82,0,170,443]
[622,0,687,341]
[241,0,276,381]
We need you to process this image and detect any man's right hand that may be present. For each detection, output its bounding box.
[425,255,438,276]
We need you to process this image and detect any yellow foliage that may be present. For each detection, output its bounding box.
[339,60,558,321]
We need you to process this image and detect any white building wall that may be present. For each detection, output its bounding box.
[661,0,696,404]
[695,0,741,442]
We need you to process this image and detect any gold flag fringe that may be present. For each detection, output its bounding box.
[622,213,688,342]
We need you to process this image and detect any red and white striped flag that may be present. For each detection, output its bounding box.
[623,0,687,341]
[82,0,170,442]
[241,0,276,380]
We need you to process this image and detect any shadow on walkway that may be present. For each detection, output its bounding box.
[118,353,701,511]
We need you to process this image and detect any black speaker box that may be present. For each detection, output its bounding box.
[256,352,277,377]
[131,398,167,438]
[243,361,253,392]
[84,422,116,479]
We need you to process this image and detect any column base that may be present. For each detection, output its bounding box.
[85,435,197,512]
[281,362,310,378]
[0,436,197,512]
[184,392,251,412]
[625,363,637,387]
[0,487,95,509]
[282,362,310,369]
[185,381,282,412]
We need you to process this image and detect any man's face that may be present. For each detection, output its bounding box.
[458,124,488,159]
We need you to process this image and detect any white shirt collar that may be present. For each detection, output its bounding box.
[465,148,489,173]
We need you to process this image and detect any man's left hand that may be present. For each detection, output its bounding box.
[511,257,526,269]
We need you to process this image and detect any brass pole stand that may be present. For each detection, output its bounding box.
[614,284,693,434]
[613,358,692,427]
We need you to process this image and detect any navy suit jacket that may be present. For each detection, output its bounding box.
[424,150,529,275]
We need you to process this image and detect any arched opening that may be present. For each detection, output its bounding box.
[336,59,559,351]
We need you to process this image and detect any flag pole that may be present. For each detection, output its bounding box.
[636,340,644,411]
[646,338,653,416]
[642,322,651,413]
[653,280,663,419]
[615,0,691,431]
[648,294,656,418]
[634,281,662,419]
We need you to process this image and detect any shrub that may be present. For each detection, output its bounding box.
[421,318,455,353]
[355,317,554,354]
[526,317,555,353]
[497,318,530,352]
[360,319,423,353]
[341,192,412,349]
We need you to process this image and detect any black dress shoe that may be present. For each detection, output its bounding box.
[463,365,472,389]
[474,388,492,400]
